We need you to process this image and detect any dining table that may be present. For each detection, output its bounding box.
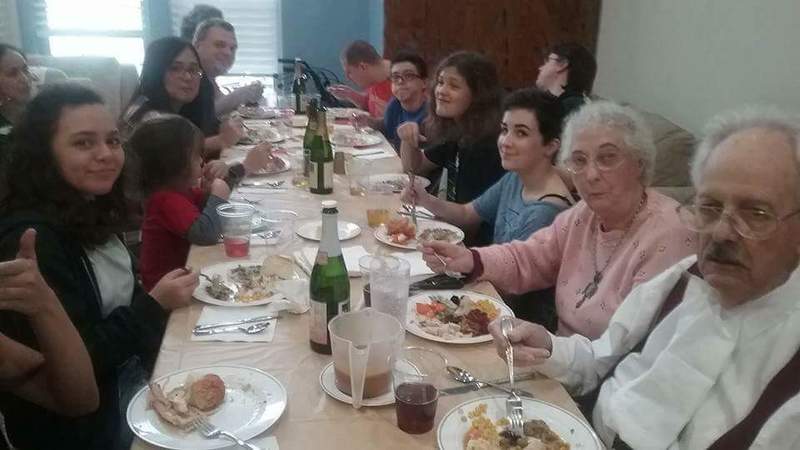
[130,111,590,450]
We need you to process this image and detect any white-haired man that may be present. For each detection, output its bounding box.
[489,107,800,449]
[193,18,263,115]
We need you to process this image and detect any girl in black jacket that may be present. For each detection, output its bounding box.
[0,84,199,450]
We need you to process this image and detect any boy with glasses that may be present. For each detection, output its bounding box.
[383,51,429,149]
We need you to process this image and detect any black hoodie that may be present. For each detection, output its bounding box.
[0,211,167,450]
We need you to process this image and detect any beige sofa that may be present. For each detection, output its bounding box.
[637,109,696,203]
[28,55,139,119]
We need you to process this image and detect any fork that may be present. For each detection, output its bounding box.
[192,415,261,450]
[432,252,464,279]
[0,410,15,450]
[501,317,525,436]
[407,172,418,228]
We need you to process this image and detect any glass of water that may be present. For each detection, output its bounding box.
[369,256,410,324]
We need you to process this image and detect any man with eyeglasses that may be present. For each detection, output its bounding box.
[381,51,428,149]
[487,107,800,449]
[535,43,596,117]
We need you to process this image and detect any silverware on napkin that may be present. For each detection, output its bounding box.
[193,315,276,332]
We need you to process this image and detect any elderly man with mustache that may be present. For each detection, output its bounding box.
[489,107,800,449]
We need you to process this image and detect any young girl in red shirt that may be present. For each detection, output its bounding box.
[130,114,231,290]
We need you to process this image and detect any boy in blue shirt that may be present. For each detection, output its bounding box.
[383,51,428,150]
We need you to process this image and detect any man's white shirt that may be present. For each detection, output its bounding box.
[536,255,800,449]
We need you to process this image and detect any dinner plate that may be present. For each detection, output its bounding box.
[374,218,464,250]
[326,107,366,119]
[127,365,288,450]
[296,220,362,241]
[331,133,383,148]
[406,290,514,344]
[248,155,291,176]
[319,361,418,407]
[193,259,299,307]
[239,127,286,145]
[437,395,603,450]
[238,106,278,120]
[290,115,308,128]
[369,173,431,193]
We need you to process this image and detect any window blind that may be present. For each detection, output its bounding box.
[0,0,22,46]
[170,0,280,75]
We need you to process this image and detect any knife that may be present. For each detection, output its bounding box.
[193,315,276,332]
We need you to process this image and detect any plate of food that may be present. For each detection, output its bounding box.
[406,290,513,344]
[239,126,286,145]
[375,217,463,250]
[249,154,291,176]
[127,365,287,450]
[295,220,362,241]
[331,133,383,148]
[326,107,367,120]
[369,173,431,193]
[194,256,299,307]
[438,396,603,450]
[238,105,279,119]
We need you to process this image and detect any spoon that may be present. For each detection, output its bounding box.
[192,322,270,336]
[446,366,533,397]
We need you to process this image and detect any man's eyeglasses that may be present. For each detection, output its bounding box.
[563,151,627,175]
[390,72,421,84]
[676,203,800,240]
[168,64,204,79]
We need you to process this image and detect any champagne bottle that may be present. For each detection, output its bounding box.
[302,99,319,179]
[292,58,306,114]
[309,201,350,354]
[309,108,334,194]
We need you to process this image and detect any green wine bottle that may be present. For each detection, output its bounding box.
[302,99,319,179]
[309,200,350,354]
[308,108,334,194]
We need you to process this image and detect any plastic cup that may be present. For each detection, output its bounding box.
[217,203,256,258]
[289,151,308,188]
[366,179,394,227]
[392,347,447,434]
[345,155,372,196]
[369,256,410,323]
[358,254,380,308]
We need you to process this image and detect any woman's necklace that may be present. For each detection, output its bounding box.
[575,192,647,309]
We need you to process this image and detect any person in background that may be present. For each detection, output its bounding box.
[488,107,800,449]
[0,229,98,422]
[328,40,392,118]
[421,101,696,339]
[535,42,597,117]
[399,51,506,205]
[179,3,223,41]
[383,50,428,150]
[402,87,573,243]
[0,44,34,154]
[0,83,198,449]
[131,115,230,290]
[193,18,264,116]
[120,36,242,158]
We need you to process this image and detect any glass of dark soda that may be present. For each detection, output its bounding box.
[392,346,447,434]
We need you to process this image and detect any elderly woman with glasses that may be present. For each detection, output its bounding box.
[421,100,697,339]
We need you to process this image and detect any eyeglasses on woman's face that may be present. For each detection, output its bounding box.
[167,63,203,79]
[564,148,627,175]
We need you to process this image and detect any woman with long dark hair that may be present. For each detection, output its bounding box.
[399,51,506,205]
[0,83,198,449]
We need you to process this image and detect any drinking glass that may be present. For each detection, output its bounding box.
[392,346,447,434]
[217,203,256,258]
[289,150,308,188]
[369,256,410,323]
[345,155,371,196]
[365,179,393,227]
[358,254,379,308]
[260,209,297,254]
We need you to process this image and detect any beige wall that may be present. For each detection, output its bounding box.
[594,0,800,135]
